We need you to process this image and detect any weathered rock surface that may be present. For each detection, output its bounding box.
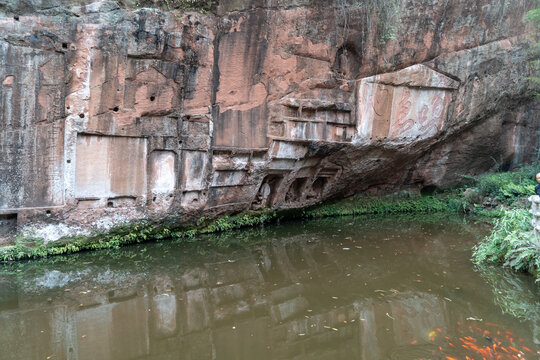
[0,0,538,242]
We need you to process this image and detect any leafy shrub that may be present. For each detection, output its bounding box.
[472,165,537,201]
[473,209,539,279]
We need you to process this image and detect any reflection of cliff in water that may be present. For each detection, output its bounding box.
[0,216,537,359]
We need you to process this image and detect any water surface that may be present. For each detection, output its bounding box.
[0,215,538,360]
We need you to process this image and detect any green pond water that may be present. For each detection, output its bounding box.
[0,215,538,360]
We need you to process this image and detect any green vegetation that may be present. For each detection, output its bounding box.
[0,212,276,261]
[445,164,537,219]
[303,194,450,218]
[465,164,539,279]
[467,164,537,201]
[1,164,538,265]
[0,193,485,262]
[473,209,538,279]
[135,0,217,12]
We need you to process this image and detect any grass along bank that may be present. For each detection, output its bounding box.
[1,164,538,264]
[0,195,454,262]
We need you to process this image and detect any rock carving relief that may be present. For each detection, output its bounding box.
[181,150,208,192]
[148,150,176,210]
[179,148,211,209]
[357,64,459,141]
[277,98,355,143]
[285,178,309,203]
[255,164,340,209]
[251,174,285,209]
[393,87,413,136]
[206,149,268,210]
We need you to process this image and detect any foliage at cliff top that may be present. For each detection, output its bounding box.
[525,7,540,96]
[135,0,217,12]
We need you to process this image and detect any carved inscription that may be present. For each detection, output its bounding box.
[389,88,449,138]
[357,64,458,141]
[391,87,413,137]
[0,122,64,209]
[371,85,394,138]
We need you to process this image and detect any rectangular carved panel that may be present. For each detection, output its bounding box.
[0,42,65,130]
[182,151,208,191]
[75,135,147,198]
[0,42,65,210]
[0,122,64,209]
[214,105,267,149]
[149,150,176,194]
[357,64,458,142]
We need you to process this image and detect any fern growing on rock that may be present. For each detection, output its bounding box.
[473,209,539,279]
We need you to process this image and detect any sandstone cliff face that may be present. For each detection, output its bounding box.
[0,0,538,242]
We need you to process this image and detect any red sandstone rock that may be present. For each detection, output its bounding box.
[0,0,538,242]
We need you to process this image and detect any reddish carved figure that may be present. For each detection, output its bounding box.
[419,93,445,134]
[431,93,445,121]
[418,104,429,129]
[392,88,414,136]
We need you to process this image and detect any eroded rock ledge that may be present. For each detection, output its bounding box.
[0,0,538,243]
